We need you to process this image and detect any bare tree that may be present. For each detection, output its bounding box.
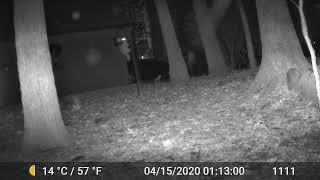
[153,0,189,82]
[193,0,230,75]
[237,0,257,69]
[14,0,71,153]
[209,0,232,27]
[250,0,309,92]
[297,0,320,106]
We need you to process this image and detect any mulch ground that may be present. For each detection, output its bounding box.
[0,69,320,162]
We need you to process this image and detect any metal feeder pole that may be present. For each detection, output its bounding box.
[130,25,142,96]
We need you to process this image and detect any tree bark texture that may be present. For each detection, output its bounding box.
[250,0,309,93]
[153,0,189,82]
[193,0,229,76]
[14,0,71,153]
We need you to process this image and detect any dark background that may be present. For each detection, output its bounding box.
[0,0,320,106]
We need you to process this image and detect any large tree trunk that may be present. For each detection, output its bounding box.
[237,0,257,69]
[250,0,309,92]
[153,0,189,82]
[193,0,229,76]
[14,0,71,153]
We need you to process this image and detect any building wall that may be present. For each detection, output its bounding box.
[50,28,130,95]
[0,28,131,107]
[0,44,20,107]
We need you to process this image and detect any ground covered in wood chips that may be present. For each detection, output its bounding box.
[1,69,320,162]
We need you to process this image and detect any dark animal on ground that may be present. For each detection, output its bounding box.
[126,59,169,83]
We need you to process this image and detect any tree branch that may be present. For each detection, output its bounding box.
[298,0,320,107]
[289,0,299,9]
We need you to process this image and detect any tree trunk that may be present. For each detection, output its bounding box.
[209,0,232,27]
[237,0,257,69]
[250,0,309,92]
[193,0,229,76]
[153,0,189,82]
[14,0,71,153]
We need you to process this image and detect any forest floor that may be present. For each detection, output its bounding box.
[0,68,320,163]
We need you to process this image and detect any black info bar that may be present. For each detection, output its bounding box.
[1,162,319,180]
